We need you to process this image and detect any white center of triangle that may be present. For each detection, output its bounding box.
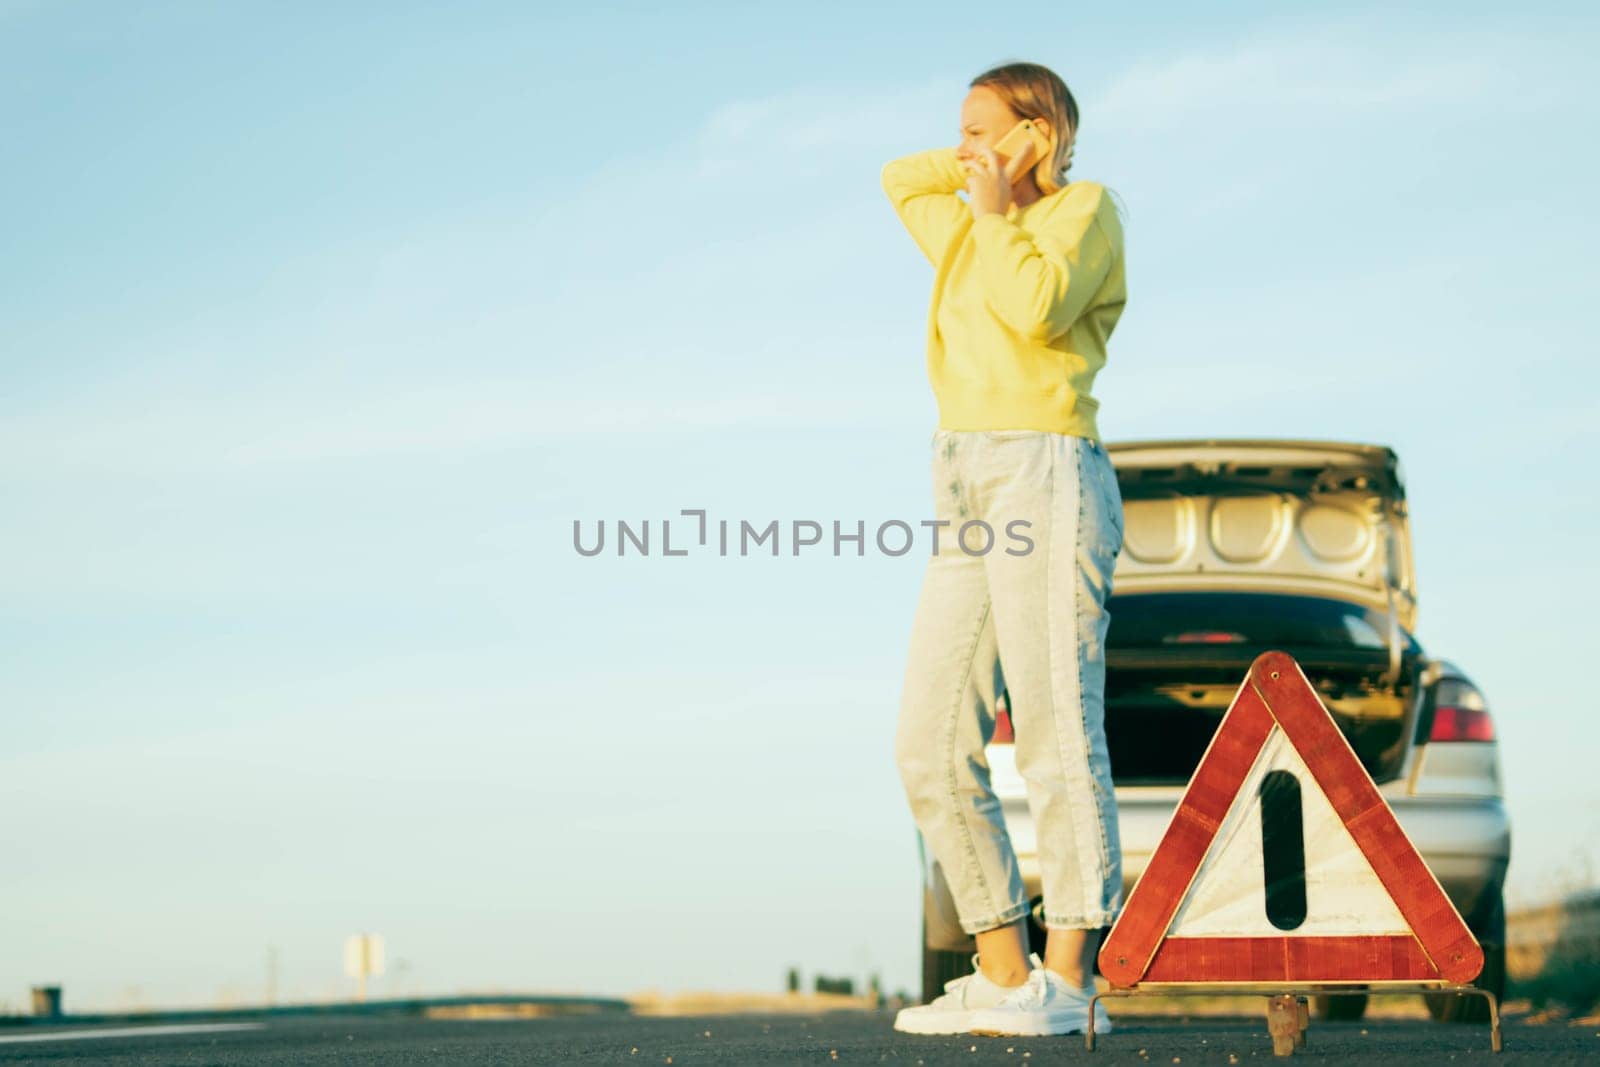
[1166,725,1410,937]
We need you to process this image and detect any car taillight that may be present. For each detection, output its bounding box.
[993,694,1014,744]
[1429,705,1495,742]
[1425,677,1496,742]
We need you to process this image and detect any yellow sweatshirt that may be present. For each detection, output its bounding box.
[880,146,1126,441]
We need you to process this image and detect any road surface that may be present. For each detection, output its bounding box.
[0,1008,1593,1064]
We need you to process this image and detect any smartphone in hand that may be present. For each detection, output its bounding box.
[991,118,1050,170]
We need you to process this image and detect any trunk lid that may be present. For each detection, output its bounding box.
[1106,437,1417,679]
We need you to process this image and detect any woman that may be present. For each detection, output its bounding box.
[883,61,1127,1038]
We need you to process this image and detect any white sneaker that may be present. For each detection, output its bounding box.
[892,952,1031,1035]
[967,953,1113,1037]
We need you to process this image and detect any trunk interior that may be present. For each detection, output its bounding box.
[1101,591,1424,786]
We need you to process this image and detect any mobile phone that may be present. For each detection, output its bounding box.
[991,118,1050,167]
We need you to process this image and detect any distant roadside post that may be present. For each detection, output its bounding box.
[29,985,61,1019]
[344,933,386,1002]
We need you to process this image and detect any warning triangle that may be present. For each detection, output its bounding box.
[1098,650,1483,987]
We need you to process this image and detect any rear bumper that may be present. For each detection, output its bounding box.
[1002,789,1510,927]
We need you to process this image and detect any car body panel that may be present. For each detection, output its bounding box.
[924,747,1510,950]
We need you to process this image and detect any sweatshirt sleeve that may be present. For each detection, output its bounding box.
[967,185,1118,342]
[880,146,971,267]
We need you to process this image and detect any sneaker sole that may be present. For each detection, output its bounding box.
[970,1024,1082,1037]
[893,1010,978,1035]
[968,1017,1113,1038]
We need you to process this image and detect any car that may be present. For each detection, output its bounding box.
[916,438,1511,1023]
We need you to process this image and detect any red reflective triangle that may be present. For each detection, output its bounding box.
[1098,650,1483,987]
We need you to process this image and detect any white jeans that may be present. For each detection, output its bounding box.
[895,428,1125,933]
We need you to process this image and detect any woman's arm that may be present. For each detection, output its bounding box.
[880,146,971,268]
[968,184,1119,342]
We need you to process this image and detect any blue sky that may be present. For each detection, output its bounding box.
[2,1,1596,1011]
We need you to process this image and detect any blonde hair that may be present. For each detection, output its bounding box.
[969,60,1079,196]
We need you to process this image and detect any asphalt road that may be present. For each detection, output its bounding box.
[0,1010,1591,1065]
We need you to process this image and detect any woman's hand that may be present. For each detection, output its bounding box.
[961,140,1038,218]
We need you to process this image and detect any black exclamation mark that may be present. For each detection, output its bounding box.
[1259,769,1308,930]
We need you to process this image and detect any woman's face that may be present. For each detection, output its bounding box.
[957,85,1039,166]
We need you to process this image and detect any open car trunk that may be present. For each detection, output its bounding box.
[1098,439,1423,786]
[1103,591,1424,785]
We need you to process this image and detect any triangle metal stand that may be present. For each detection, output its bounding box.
[1085,983,1501,1056]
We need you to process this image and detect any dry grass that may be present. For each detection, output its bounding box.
[424,1003,612,1020]
[1507,889,1600,1013]
[626,990,878,1017]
